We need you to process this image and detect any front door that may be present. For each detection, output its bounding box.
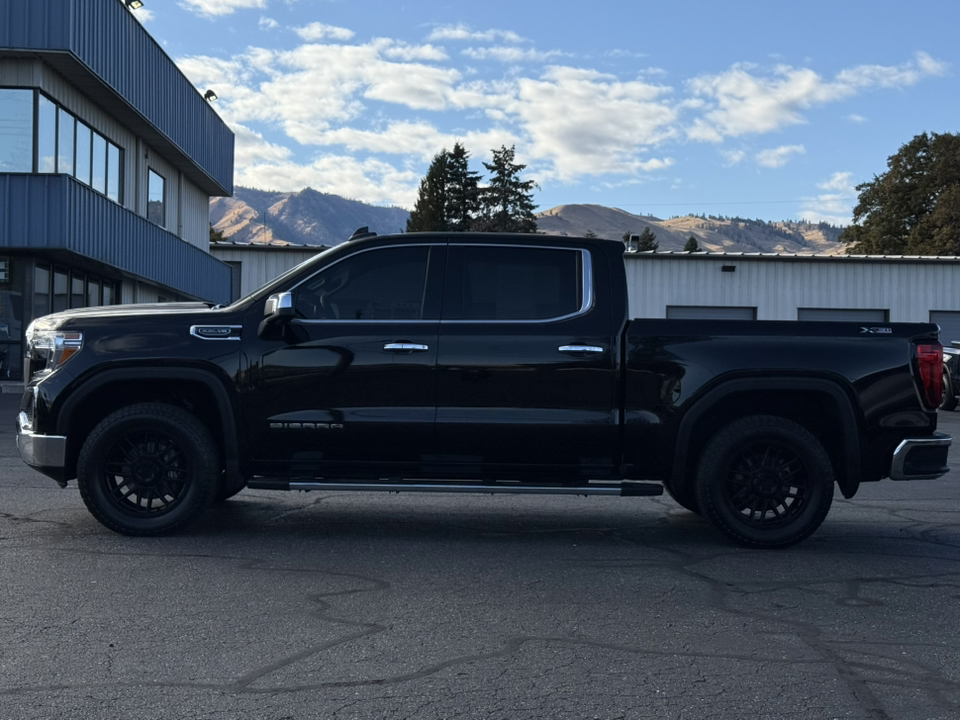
[244,244,443,477]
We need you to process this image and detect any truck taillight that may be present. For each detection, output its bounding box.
[916,343,943,409]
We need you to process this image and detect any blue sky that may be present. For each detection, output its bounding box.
[132,0,956,224]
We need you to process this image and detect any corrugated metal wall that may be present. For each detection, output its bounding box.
[625,253,960,323]
[0,0,233,195]
[0,174,230,303]
[211,246,323,298]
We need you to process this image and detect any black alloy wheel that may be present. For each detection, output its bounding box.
[695,415,834,548]
[77,403,219,536]
[101,429,191,515]
[719,439,810,528]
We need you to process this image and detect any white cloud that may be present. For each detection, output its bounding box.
[379,40,448,62]
[755,144,805,168]
[462,47,567,63]
[259,16,279,29]
[427,24,524,44]
[846,113,867,123]
[175,27,947,209]
[235,154,421,207]
[799,171,858,225]
[721,149,745,166]
[295,22,354,41]
[505,66,678,181]
[129,7,155,22]
[686,52,946,142]
[178,0,267,17]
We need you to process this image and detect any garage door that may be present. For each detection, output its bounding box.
[931,311,960,347]
[665,306,756,320]
[797,308,888,322]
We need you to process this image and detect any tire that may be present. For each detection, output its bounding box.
[77,403,219,536]
[664,479,701,515]
[940,370,957,411]
[695,415,834,548]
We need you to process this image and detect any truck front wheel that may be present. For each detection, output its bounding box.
[77,403,219,536]
[695,415,834,548]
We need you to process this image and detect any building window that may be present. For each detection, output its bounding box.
[33,265,51,320]
[147,169,165,226]
[71,274,85,308]
[52,269,69,313]
[75,120,92,185]
[106,142,121,202]
[57,108,75,176]
[91,133,107,194]
[0,89,34,173]
[0,89,124,204]
[37,95,57,173]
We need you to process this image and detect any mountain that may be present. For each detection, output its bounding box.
[210,190,845,254]
[209,186,410,245]
[536,204,845,254]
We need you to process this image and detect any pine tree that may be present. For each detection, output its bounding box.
[683,235,700,252]
[636,227,659,251]
[475,145,538,233]
[444,142,481,232]
[406,151,449,232]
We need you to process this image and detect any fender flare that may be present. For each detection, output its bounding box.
[671,377,862,499]
[57,366,244,490]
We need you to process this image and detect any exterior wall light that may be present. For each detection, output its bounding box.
[204,90,218,102]
[125,0,144,9]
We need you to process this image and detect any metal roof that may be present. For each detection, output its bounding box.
[626,251,960,263]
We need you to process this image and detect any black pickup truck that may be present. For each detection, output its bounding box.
[16,231,951,547]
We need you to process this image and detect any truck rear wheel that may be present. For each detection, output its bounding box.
[77,403,219,536]
[695,415,834,548]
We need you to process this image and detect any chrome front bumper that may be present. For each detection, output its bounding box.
[889,433,952,481]
[16,410,67,469]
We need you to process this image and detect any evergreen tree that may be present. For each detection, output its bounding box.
[406,151,449,232]
[474,145,538,233]
[636,227,659,251]
[841,131,960,255]
[444,142,481,232]
[584,229,598,238]
[684,235,700,252]
[209,224,226,243]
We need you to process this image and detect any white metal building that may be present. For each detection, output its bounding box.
[626,251,960,343]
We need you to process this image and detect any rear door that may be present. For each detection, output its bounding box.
[433,242,618,479]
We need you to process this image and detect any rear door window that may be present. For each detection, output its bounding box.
[442,246,584,321]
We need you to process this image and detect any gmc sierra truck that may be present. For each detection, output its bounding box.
[16,230,952,547]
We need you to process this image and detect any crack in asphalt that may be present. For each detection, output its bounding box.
[0,535,957,720]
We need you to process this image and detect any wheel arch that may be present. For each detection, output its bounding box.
[56,367,243,490]
[671,377,862,501]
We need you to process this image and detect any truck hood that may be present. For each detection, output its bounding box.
[29,302,220,331]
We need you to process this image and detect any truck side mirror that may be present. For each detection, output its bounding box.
[258,292,295,339]
[264,292,295,320]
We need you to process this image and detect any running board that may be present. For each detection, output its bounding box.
[247,479,664,497]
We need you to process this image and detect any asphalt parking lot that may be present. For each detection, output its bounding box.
[1,391,959,720]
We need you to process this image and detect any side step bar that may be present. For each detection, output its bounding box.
[248,479,664,497]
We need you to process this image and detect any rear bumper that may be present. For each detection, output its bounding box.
[889,432,951,480]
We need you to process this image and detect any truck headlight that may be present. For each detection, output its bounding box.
[25,325,83,380]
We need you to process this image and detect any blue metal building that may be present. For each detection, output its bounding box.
[0,0,234,380]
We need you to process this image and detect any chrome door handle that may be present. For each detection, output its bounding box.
[384,343,430,352]
[559,345,605,354]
